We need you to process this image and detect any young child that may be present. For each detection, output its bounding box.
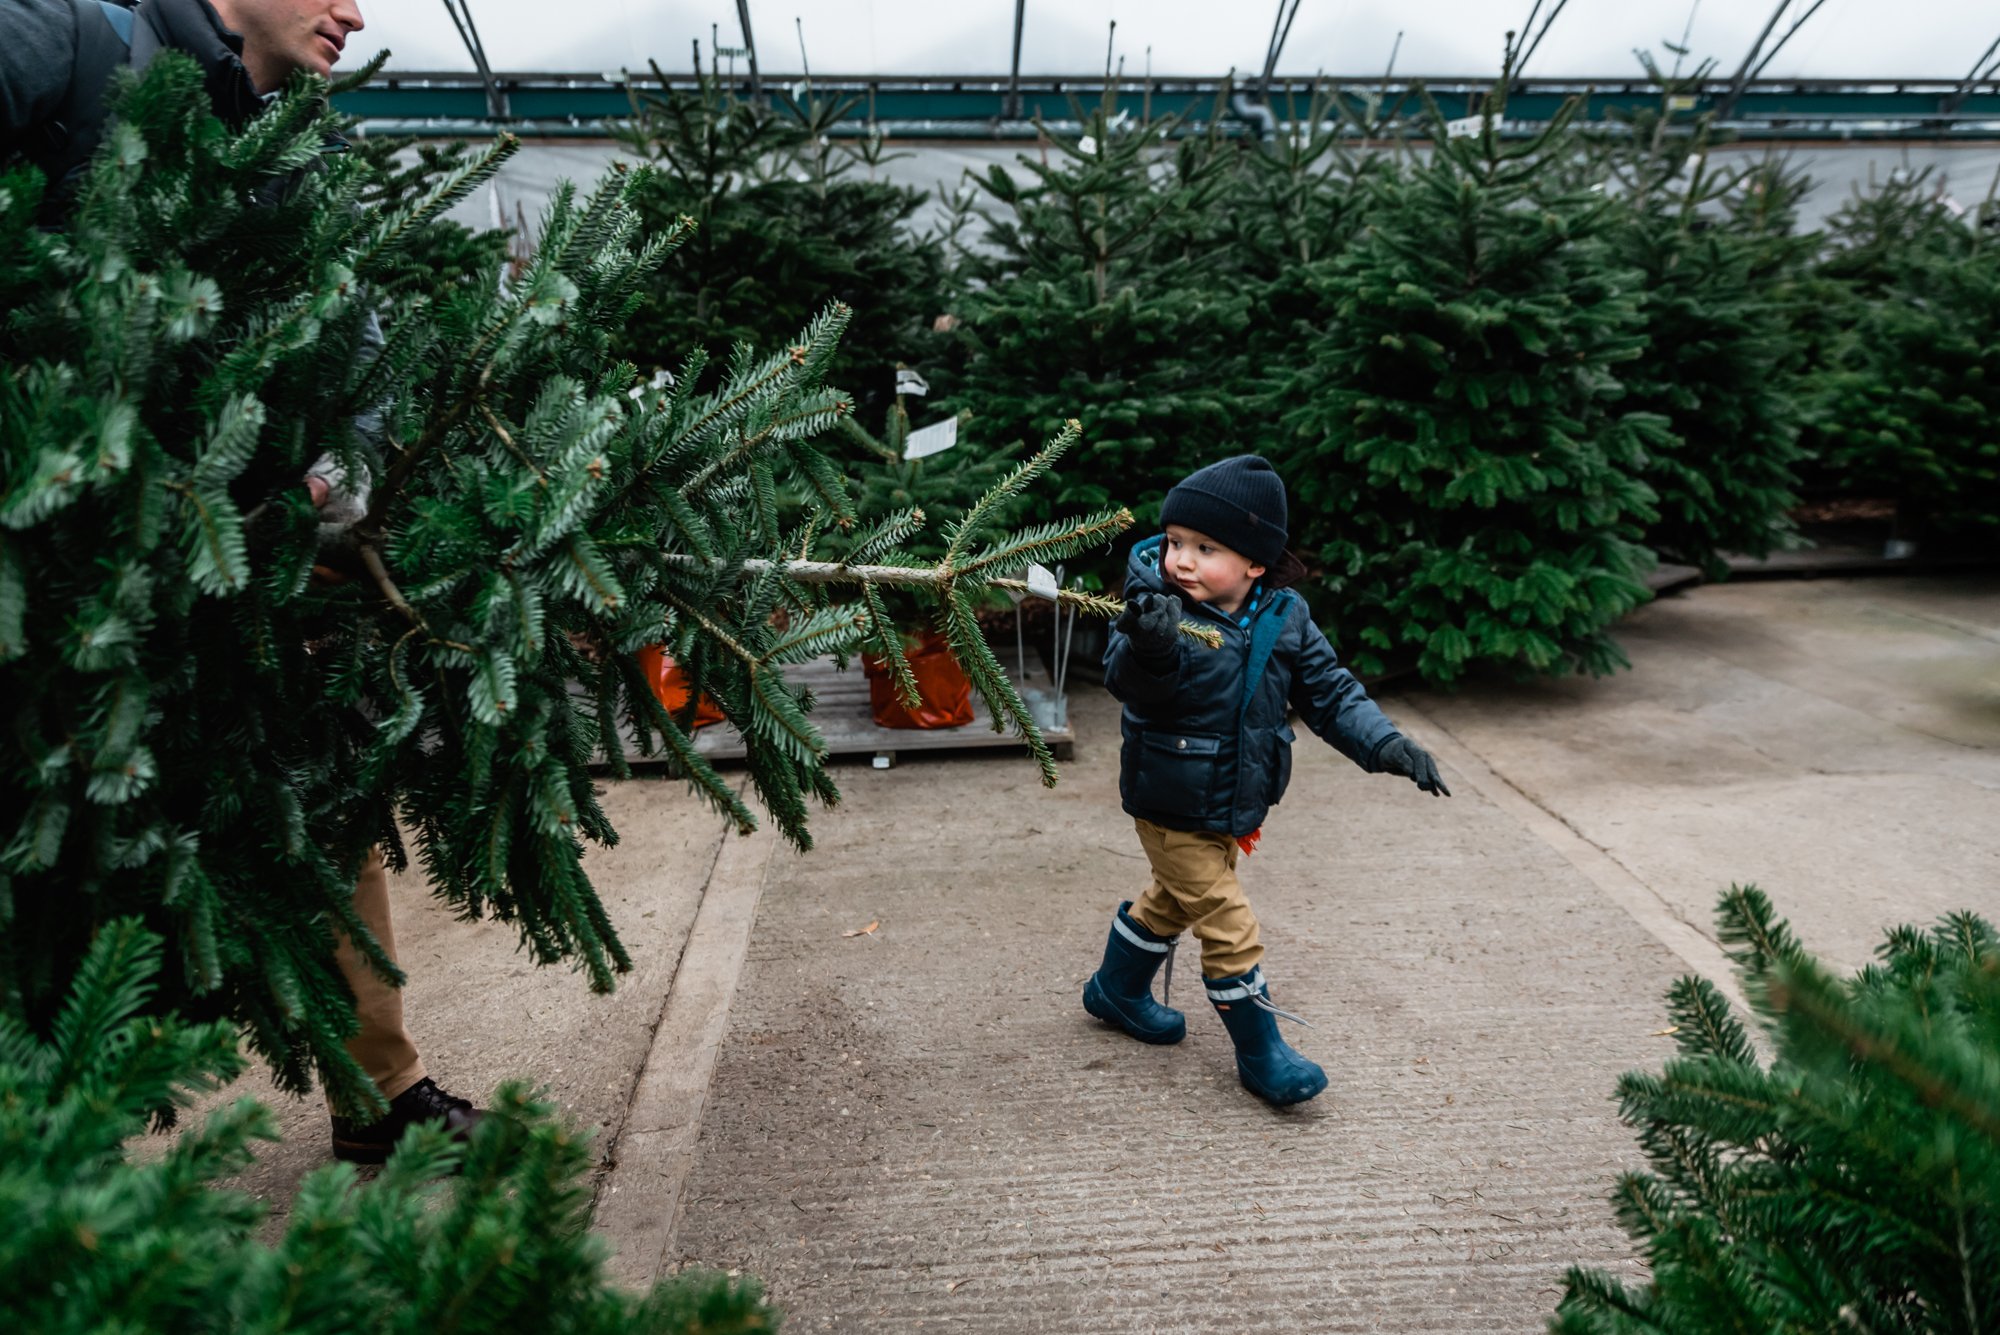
[1084,455,1450,1106]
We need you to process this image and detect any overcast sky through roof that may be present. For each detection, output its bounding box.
[365,2,1995,80]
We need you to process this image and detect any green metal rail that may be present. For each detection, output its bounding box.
[333,73,2000,141]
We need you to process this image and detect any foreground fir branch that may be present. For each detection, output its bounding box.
[0,919,773,1334]
[665,554,1220,649]
[0,57,1115,1105]
[1554,886,2000,1333]
[639,418,1135,793]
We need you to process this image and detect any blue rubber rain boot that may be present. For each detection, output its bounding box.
[1082,902,1187,1044]
[1207,967,1327,1105]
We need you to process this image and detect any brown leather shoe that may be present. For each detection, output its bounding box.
[330,1077,484,1164]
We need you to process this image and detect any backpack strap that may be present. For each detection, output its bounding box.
[96,0,136,43]
[30,1,136,198]
[1237,588,1296,723]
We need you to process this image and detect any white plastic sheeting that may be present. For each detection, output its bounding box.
[442,138,2000,244]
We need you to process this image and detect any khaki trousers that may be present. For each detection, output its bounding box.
[1126,818,1263,978]
[331,848,427,1102]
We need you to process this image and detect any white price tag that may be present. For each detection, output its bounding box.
[903,416,958,460]
[1025,562,1059,601]
[895,367,930,397]
[1077,134,1098,155]
[791,80,809,102]
[1444,115,1484,139]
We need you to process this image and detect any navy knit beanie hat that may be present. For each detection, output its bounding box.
[1160,455,1289,568]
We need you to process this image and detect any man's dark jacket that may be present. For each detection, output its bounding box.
[1,0,258,188]
[4,0,387,504]
[1104,534,1401,838]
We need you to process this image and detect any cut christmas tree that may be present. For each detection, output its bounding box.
[1585,60,1809,578]
[0,56,1129,1114]
[1806,171,2000,548]
[1269,45,1664,684]
[611,66,948,425]
[0,917,773,1334]
[937,89,1251,541]
[1555,886,2000,1332]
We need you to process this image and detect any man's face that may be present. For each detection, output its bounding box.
[212,0,367,92]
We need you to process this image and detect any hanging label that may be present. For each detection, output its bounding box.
[1077,134,1098,155]
[1025,562,1059,601]
[791,80,809,102]
[1444,115,1484,139]
[895,367,930,397]
[903,416,958,460]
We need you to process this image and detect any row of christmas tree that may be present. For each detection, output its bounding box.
[613,56,1999,685]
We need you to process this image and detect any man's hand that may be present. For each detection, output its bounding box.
[305,454,370,529]
[1115,590,1184,662]
[1375,735,1451,797]
[303,455,372,586]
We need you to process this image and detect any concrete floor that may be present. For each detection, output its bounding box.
[169,779,732,1225]
[171,574,1999,1328]
[1406,576,2000,973]
[665,574,1999,1331]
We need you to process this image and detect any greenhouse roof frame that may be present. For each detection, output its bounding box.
[334,72,2000,142]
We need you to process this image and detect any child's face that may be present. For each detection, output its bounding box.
[1163,525,1266,614]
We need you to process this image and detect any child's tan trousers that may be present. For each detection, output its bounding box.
[1126,818,1263,978]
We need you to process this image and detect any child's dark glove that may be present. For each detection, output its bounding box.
[1374,734,1451,796]
[1115,590,1184,663]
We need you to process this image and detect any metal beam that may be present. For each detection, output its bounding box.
[1513,0,1571,82]
[1258,0,1304,101]
[1944,32,2000,115]
[1746,0,1831,82]
[734,0,762,100]
[335,72,2000,143]
[1006,0,1027,119]
[1717,0,1832,119]
[438,0,506,118]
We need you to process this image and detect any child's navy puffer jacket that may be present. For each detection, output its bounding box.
[1103,535,1401,837]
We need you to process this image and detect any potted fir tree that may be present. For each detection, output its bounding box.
[838,369,1017,729]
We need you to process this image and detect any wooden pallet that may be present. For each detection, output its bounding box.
[615,650,1074,769]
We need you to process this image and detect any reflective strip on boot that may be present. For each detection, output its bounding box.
[1112,915,1171,953]
[1206,968,1315,1028]
[1116,910,1182,1006]
[1205,967,1266,1002]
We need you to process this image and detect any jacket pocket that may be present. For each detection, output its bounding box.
[1129,729,1223,818]
[1269,724,1297,806]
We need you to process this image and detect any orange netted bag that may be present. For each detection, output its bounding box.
[863,630,975,730]
[635,646,726,728]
